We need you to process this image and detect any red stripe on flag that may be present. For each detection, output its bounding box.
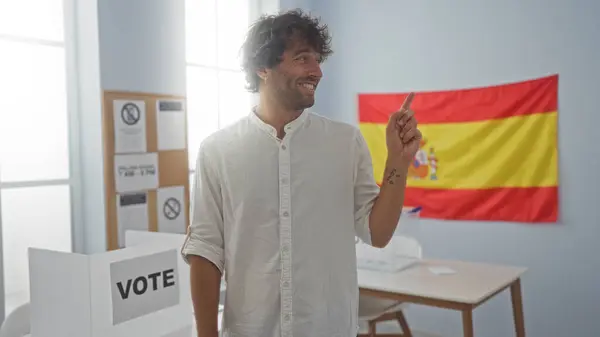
[403,186,558,223]
[358,74,558,124]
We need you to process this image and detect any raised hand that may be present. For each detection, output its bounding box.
[385,92,422,165]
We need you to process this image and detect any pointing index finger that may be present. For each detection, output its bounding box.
[400,92,415,111]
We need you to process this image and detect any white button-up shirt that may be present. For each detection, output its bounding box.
[182,110,380,337]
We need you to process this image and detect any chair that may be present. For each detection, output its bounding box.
[357,236,422,337]
[0,303,30,337]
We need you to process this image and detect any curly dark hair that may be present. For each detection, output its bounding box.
[240,9,333,93]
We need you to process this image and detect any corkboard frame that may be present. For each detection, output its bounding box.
[102,90,190,251]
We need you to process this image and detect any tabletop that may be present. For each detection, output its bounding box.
[358,259,527,305]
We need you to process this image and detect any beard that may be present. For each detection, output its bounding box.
[290,91,315,110]
[275,80,316,111]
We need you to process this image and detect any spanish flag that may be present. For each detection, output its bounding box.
[358,75,559,223]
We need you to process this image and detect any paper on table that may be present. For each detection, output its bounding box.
[116,192,149,248]
[156,99,187,151]
[356,240,419,273]
[428,266,457,275]
[113,99,147,154]
[356,255,418,273]
[157,185,187,234]
[114,153,159,193]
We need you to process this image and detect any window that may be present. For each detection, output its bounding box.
[185,0,253,169]
[0,0,73,316]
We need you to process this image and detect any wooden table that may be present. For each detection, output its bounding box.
[358,259,527,337]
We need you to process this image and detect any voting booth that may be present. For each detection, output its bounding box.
[28,243,194,337]
[125,230,187,248]
[124,230,226,330]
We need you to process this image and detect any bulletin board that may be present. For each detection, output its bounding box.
[102,90,190,251]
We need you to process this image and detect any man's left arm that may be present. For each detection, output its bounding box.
[353,131,410,248]
[367,157,410,247]
[354,92,420,248]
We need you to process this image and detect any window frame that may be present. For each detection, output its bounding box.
[0,1,79,246]
[0,0,81,321]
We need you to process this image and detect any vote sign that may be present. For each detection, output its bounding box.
[110,249,180,325]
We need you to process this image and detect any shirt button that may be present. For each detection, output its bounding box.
[283,281,290,287]
[282,211,289,217]
[281,178,288,184]
[281,145,287,150]
[284,314,291,321]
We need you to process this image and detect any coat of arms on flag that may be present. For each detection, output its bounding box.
[358,74,559,223]
[408,137,438,181]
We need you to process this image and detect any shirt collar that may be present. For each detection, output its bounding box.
[249,107,310,139]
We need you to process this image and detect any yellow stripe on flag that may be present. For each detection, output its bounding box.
[360,111,558,189]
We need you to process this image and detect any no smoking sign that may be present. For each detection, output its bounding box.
[157,186,186,234]
[121,102,141,126]
[163,197,181,220]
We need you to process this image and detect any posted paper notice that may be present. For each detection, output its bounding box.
[113,99,147,154]
[157,185,187,234]
[114,153,159,193]
[116,192,149,248]
[156,99,186,151]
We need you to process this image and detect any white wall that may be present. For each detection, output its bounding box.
[98,0,187,96]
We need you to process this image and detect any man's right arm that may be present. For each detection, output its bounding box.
[189,255,221,337]
[181,141,225,337]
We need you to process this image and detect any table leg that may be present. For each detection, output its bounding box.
[461,309,474,337]
[396,311,413,337]
[511,278,526,337]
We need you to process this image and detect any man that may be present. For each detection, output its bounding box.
[181,9,422,337]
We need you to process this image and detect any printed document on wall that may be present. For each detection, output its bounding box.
[113,99,147,154]
[114,153,159,193]
[157,185,187,234]
[156,99,186,151]
[116,192,149,248]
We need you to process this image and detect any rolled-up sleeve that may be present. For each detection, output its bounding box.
[353,129,380,246]
[181,140,225,273]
